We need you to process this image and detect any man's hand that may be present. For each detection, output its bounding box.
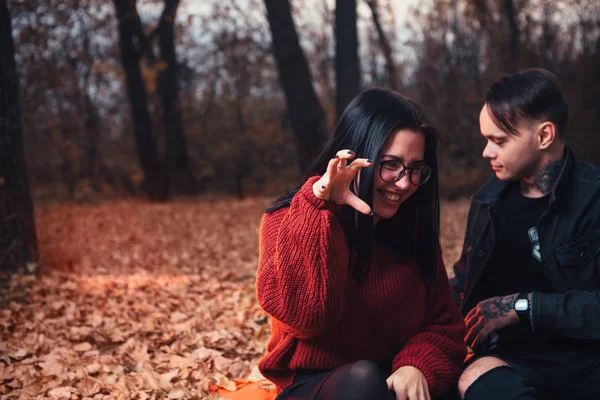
[386,366,430,400]
[465,293,521,350]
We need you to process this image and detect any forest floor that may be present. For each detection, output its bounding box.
[0,196,469,399]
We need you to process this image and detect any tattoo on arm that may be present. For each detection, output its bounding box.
[535,158,564,195]
[481,294,518,320]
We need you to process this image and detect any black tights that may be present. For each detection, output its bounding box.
[276,360,394,400]
[276,360,458,400]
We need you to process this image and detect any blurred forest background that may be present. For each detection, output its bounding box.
[1,0,600,397]
[7,0,600,205]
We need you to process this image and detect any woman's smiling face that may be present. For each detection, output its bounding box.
[372,129,426,223]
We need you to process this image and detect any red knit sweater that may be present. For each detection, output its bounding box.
[256,176,466,396]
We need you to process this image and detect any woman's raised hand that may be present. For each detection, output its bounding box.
[312,149,374,215]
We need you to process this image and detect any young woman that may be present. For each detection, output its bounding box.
[256,88,466,400]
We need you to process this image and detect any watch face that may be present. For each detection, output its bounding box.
[515,299,529,311]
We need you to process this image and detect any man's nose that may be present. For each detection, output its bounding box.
[482,142,495,159]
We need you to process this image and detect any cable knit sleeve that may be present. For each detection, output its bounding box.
[392,246,467,397]
[256,176,350,339]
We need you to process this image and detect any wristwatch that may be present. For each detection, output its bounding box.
[514,292,531,322]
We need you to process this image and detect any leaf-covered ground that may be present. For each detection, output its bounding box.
[0,196,469,399]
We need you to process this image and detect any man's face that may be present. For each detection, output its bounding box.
[479,104,540,181]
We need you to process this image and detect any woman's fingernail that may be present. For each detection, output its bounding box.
[321,185,326,189]
[333,155,339,159]
[369,210,374,216]
[367,159,374,164]
[348,150,355,155]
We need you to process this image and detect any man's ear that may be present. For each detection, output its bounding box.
[537,122,556,149]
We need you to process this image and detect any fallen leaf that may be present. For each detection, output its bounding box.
[168,354,195,370]
[167,386,187,399]
[10,349,28,360]
[77,377,102,397]
[85,363,101,374]
[7,379,21,388]
[212,374,237,391]
[158,370,178,390]
[213,356,231,373]
[73,342,93,352]
[247,365,265,382]
[48,386,75,399]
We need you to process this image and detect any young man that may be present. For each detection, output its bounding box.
[451,69,600,399]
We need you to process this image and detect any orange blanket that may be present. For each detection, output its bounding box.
[209,378,277,400]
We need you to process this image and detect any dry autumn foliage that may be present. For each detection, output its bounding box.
[0,196,469,399]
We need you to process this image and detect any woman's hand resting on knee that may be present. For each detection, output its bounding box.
[312,149,374,215]
[386,365,431,400]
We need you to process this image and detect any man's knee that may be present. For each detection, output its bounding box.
[458,357,509,399]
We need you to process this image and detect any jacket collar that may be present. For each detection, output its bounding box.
[472,143,574,205]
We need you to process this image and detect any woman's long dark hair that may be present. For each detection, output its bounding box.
[267,88,440,284]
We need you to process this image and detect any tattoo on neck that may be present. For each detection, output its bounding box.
[534,158,564,195]
[481,294,518,320]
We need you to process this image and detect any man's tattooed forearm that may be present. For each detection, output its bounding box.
[534,157,565,195]
[481,294,518,319]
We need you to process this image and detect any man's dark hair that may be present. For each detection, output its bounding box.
[485,68,569,137]
[266,88,441,284]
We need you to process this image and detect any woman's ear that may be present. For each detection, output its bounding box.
[537,122,556,149]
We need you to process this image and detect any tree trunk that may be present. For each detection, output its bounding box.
[264,0,327,174]
[79,21,102,192]
[0,0,38,273]
[234,98,247,200]
[503,0,520,72]
[157,0,197,195]
[83,92,101,191]
[113,0,166,201]
[366,0,400,90]
[335,0,360,119]
[471,0,488,30]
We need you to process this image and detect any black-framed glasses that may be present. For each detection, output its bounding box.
[378,160,432,186]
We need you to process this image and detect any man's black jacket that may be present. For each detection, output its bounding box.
[451,145,600,340]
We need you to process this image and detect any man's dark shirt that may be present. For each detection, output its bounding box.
[466,184,554,311]
[465,184,560,351]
